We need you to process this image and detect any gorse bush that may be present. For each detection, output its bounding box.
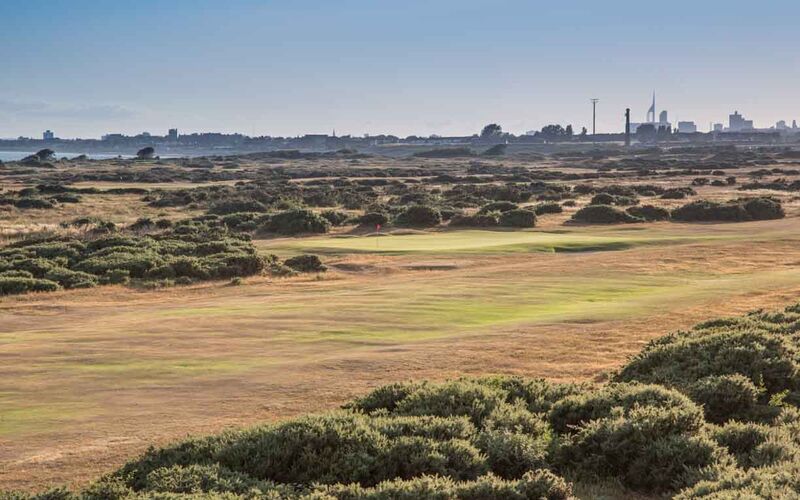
[570,205,642,224]
[320,209,350,226]
[477,201,518,214]
[661,187,696,199]
[260,209,331,235]
[532,202,562,215]
[626,204,671,221]
[449,212,500,227]
[393,205,442,227]
[357,212,389,227]
[0,277,61,295]
[614,304,800,422]
[0,224,267,296]
[498,209,536,228]
[671,197,784,222]
[284,254,326,273]
[589,193,638,206]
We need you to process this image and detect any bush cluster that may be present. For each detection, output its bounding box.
[284,254,327,273]
[499,209,537,228]
[259,209,331,235]
[0,224,267,296]
[671,197,784,222]
[570,205,642,224]
[626,204,671,221]
[660,187,696,199]
[393,205,442,227]
[589,193,638,206]
[449,213,501,227]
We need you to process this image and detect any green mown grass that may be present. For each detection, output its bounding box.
[259,228,735,256]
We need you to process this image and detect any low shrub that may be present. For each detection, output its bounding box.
[477,201,518,214]
[709,421,800,470]
[218,212,262,232]
[284,254,326,273]
[44,268,98,289]
[317,470,574,499]
[449,213,500,227]
[14,197,56,209]
[394,205,442,227]
[209,199,268,215]
[743,197,785,220]
[590,193,638,206]
[672,198,784,222]
[0,277,61,295]
[548,383,703,434]
[533,202,563,215]
[626,204,670,221]
[675,460,800,499]
[499,209,537,228]
[571,205,642,224]
[614,307,800,421]
[357,212,389,227]
[687,374,761,424]
[320,209,350,226]
[0,224,265,296]
[661,187,695,199]
[101,269,131,285]
[477,405,552,478]
[261,209,331,235]
[550,384,729,492]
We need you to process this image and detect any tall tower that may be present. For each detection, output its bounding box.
[625,108,631,147]
[646,92,656,123]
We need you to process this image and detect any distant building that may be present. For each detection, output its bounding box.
[43,130,54,140]
[777,120,788,130]
[728,111,754,132]
[677,121,697,134]
[299,134,329,149]
[713,123,724,132]
[659,110,668,125]
[167,128,179,141]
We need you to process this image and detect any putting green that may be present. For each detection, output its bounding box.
[259,227,733,255]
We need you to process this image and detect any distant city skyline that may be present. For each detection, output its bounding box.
[2,0,798,139]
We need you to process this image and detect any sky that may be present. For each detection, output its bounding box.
[1,0,798,139]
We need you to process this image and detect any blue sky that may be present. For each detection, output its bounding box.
[1,0,798,138]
